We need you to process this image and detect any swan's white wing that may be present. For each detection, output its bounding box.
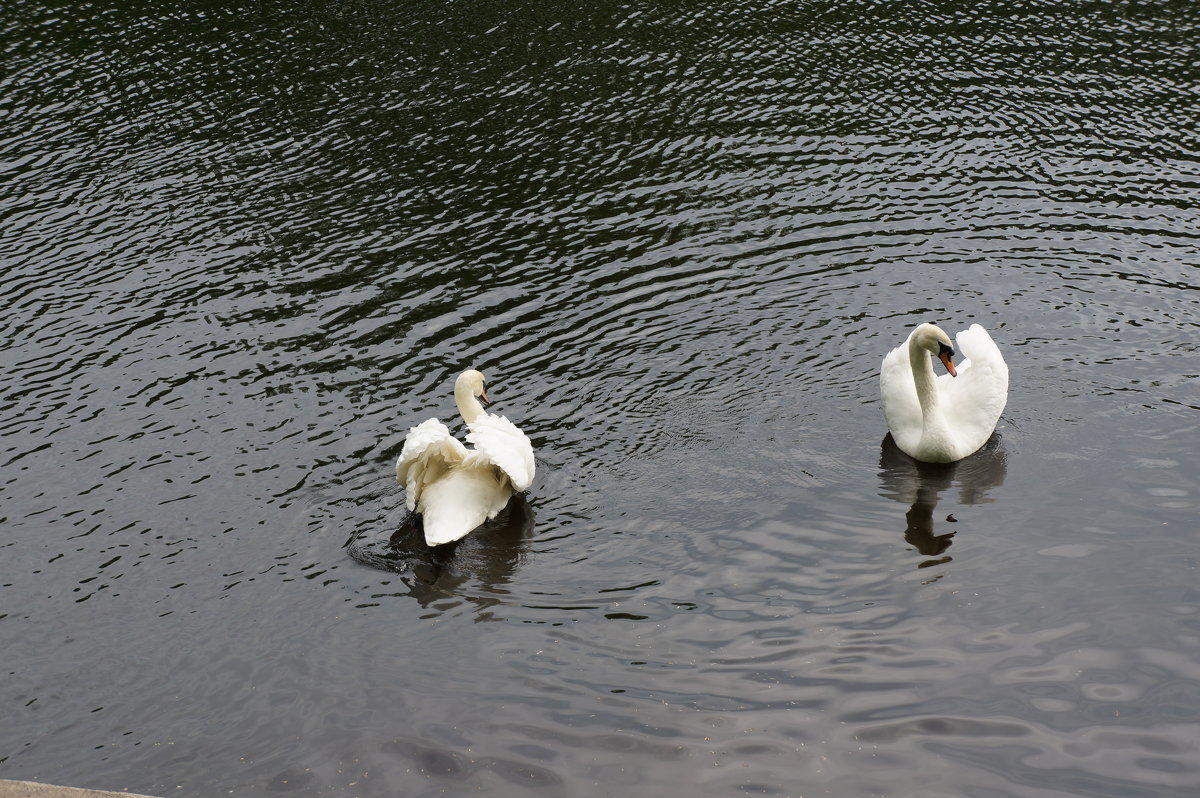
[938,324,1009,438]
[395,418,467,511]
[466,413,536,492]
[880,335,922,442]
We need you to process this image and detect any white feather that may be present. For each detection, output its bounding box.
[395,418,467,512]
[466,414,536,492]
[939,324,1009,440]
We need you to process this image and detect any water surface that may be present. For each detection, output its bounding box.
[2,1,1198,796]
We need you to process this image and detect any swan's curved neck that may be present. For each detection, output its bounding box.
[908,336,940,415]
[455,384,486,424]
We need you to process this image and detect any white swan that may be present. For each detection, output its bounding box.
[395,369,536,545]
[880,322,1009,463]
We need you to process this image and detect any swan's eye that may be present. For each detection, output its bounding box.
[938,342,955,357]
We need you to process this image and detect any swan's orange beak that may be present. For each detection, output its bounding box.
[479,387,490,405]
[938,351,957,377]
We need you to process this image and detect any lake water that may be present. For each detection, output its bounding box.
[2,1,1198,796]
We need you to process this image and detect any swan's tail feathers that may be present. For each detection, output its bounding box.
[395,418,468,511]
[420,503,481,546]
[466,413,536,492]
[418,471,506,546]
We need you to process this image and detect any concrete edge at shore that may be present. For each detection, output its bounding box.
[0,779,162,798]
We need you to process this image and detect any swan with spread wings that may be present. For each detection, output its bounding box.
[396,369,535,545]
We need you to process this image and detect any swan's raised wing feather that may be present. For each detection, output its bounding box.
[395,418,468,511]
[939,324,1009,437]
[466,413,536,492]
[880,336,922,442]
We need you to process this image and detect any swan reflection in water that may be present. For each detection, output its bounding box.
[348,495,535,611]
[877,433,1007,571]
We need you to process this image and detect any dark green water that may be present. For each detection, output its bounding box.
[2,1,1198,796]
